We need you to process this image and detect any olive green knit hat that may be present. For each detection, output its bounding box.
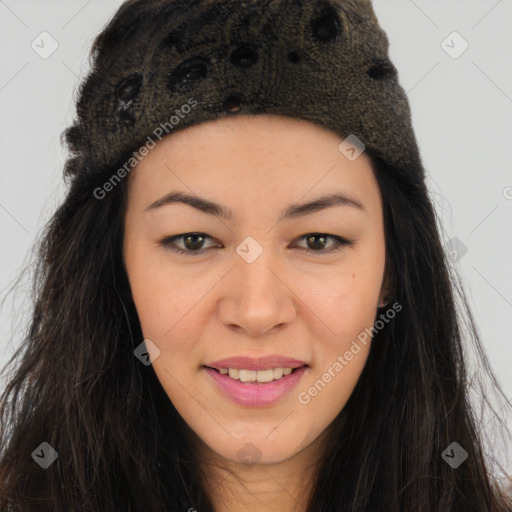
[65,0,424,186]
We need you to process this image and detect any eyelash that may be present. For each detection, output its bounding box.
[159,232,353,256]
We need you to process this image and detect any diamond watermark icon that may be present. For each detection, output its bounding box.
[442,442,468,469]
[236,236,263,264]
[32,442,58,469]
[31,31,59,59]
[441,31,469,60]
[237,442,262,465]
[445,237,468,263]
[134,338,161,366]
[338,134,365,161]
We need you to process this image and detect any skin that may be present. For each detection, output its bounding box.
[123,114,389,512]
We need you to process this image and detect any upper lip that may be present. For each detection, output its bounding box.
[205,355,308,371]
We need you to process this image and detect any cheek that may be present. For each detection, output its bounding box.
[295,245,384,408]
[126,258,168,340]
[299,249,385,344]
[295,272,379,420]
[130,275,203,363]
[125,244,223,377]
[124,241,176,359]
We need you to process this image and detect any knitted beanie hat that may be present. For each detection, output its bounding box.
[66,0,425,187]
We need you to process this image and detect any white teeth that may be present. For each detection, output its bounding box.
[273,367,284,379]
[256,369,274,383]
[218,367,298,382]
[239,369,257,382]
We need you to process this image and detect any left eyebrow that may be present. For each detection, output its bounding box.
[145,191,365,219]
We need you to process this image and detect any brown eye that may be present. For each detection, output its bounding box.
[160,233,218,255]
[160,232,352,257]
[295,233,352,254]
[182,234,206,251]
[305,234,329,250]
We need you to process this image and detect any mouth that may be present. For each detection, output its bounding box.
[203,365,306,383]
[202,362,309,407]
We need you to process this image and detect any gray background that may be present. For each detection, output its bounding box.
[1,0,511,473]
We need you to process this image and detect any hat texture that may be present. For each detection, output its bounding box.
[69,0,424,186]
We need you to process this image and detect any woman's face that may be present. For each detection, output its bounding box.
[123,114,387,466]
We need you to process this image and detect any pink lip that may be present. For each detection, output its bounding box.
[203,365,308,407]
[206,355,307,371]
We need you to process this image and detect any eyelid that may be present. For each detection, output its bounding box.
[159,232,353,256]
[160,233,220,254]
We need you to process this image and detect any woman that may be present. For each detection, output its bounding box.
[1,0,511,510]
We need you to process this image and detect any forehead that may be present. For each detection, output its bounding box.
[127,114,380,213]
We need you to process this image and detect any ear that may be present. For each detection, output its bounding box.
[378,257,394,308]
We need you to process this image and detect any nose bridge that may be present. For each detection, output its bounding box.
[221,242,296,335]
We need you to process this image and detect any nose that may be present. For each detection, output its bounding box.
[218,251,297,337]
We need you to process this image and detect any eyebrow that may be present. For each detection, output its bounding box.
[145,190,365,220]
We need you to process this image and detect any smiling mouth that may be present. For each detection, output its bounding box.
[202,363,309,407]
[203,365,307,384]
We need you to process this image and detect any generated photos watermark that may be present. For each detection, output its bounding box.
[93,97,198,200]
[297,301,402,405]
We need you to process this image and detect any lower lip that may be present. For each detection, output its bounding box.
[203,366,308,407]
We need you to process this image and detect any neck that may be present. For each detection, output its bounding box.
[200,447,319,512]
[181,407,347,512]
[193,421,340,512]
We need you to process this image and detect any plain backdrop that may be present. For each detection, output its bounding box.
[1,0,511,472]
